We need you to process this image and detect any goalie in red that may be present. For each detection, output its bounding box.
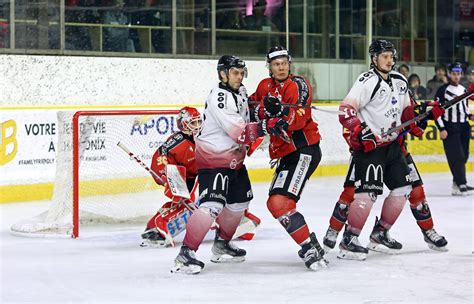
[141,106,261,247]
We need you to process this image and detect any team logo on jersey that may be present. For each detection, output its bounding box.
[379,88,388,99]
[396,82,407,94]
[391,97,398,105]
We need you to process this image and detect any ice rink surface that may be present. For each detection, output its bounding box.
[1,173,473,304]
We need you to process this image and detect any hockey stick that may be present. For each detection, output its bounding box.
[248,100,344,114]
[381,89,474,138]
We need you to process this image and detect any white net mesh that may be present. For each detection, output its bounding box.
[11,110,179,237]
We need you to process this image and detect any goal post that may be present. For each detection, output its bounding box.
[11,109,181,238]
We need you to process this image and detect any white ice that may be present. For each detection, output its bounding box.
[1,173,473,303]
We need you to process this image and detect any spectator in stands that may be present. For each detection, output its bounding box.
[408,74,427,100]
[398,64,410,79]
[426,64,448,99]
[102,0,132,52]
[461,64,473,88]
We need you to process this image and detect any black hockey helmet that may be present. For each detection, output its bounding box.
[448,62,463,73]
[369,39,397,69]
[266,45,292,64]
[217,55,247,79]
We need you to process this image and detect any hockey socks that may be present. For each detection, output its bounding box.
[379,187,409,229]
[409,185,434,231]
[216,205,246,241]
[267,194,310,244]
[346,193,375,235]
[182,208,215,251]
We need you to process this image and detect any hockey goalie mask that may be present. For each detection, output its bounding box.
[177,107,202,135]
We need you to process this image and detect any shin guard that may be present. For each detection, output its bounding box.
[346,193,375,235]
[329,202,349,232]
[278,210,310,245]
[216,207,245,241]
[379,187,410,229]
[408,185,433,230]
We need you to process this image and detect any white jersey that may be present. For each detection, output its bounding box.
[343,68,411,143]
[195,83,250,169]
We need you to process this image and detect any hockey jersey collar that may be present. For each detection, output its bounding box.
[219,82,241,94]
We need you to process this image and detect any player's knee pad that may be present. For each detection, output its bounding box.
[277,209,307,236]
[267,194,296,219]
[409,185,426,208]
[199,201,224,219]
[390,185,412,198]
[225,201,250,213]
[339,186,355,205]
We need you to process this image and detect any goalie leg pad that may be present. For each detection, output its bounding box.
[235,210,261,240]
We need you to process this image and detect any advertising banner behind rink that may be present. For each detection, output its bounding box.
[0,110,180,186]
[1,107,472,189]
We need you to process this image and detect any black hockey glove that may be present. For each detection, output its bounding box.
[264,96,288,118]
[265,118,290,143]
[351,122,377,153]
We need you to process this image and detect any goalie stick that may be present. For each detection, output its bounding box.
[116,142,195,211]
[381,89,474,138]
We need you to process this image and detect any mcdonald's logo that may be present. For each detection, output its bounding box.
[365,164,383,183]
[213,173,229,191]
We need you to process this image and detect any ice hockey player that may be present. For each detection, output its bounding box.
[141,106,260,248]
[322,93,448,255]
[171,55,263,274]
[334,40,445,260]
[248,46,328,271]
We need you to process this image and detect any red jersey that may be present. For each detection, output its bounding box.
[150,131,197,186]
[250,75,321,159]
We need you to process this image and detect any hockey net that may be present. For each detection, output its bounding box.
[11,109,180,238]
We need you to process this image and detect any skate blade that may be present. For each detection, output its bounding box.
[307,258,329,271]
[337,249,367,261]
[140,240,170,248]
[210,254,245,263]
[323,244,335,254]
[367,242,401,254]
[170,263,202,275]
[427,243,449,252]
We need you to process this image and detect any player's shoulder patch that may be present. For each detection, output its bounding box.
[290,75,311,105]
[357,71,376,84]
[159,132,186,154]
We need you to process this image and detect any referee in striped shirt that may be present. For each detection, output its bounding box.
[435,62,473,196]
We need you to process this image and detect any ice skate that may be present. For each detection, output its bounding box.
[323,227,339,253]
[298,233,328,270]
[422,229,448,252]
[211,232,246,263]
[140,229,170,248]
[337,228,368,261]
[452,184,471,196]
[171,245,205,274]
[367,217,402,254]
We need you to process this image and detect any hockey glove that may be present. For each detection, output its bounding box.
[408,123,424,138]
[351,122,377,153]
[266,118,290,143]
[264,96,288,117]
[427,101,445,120]
[238,122,266,145]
